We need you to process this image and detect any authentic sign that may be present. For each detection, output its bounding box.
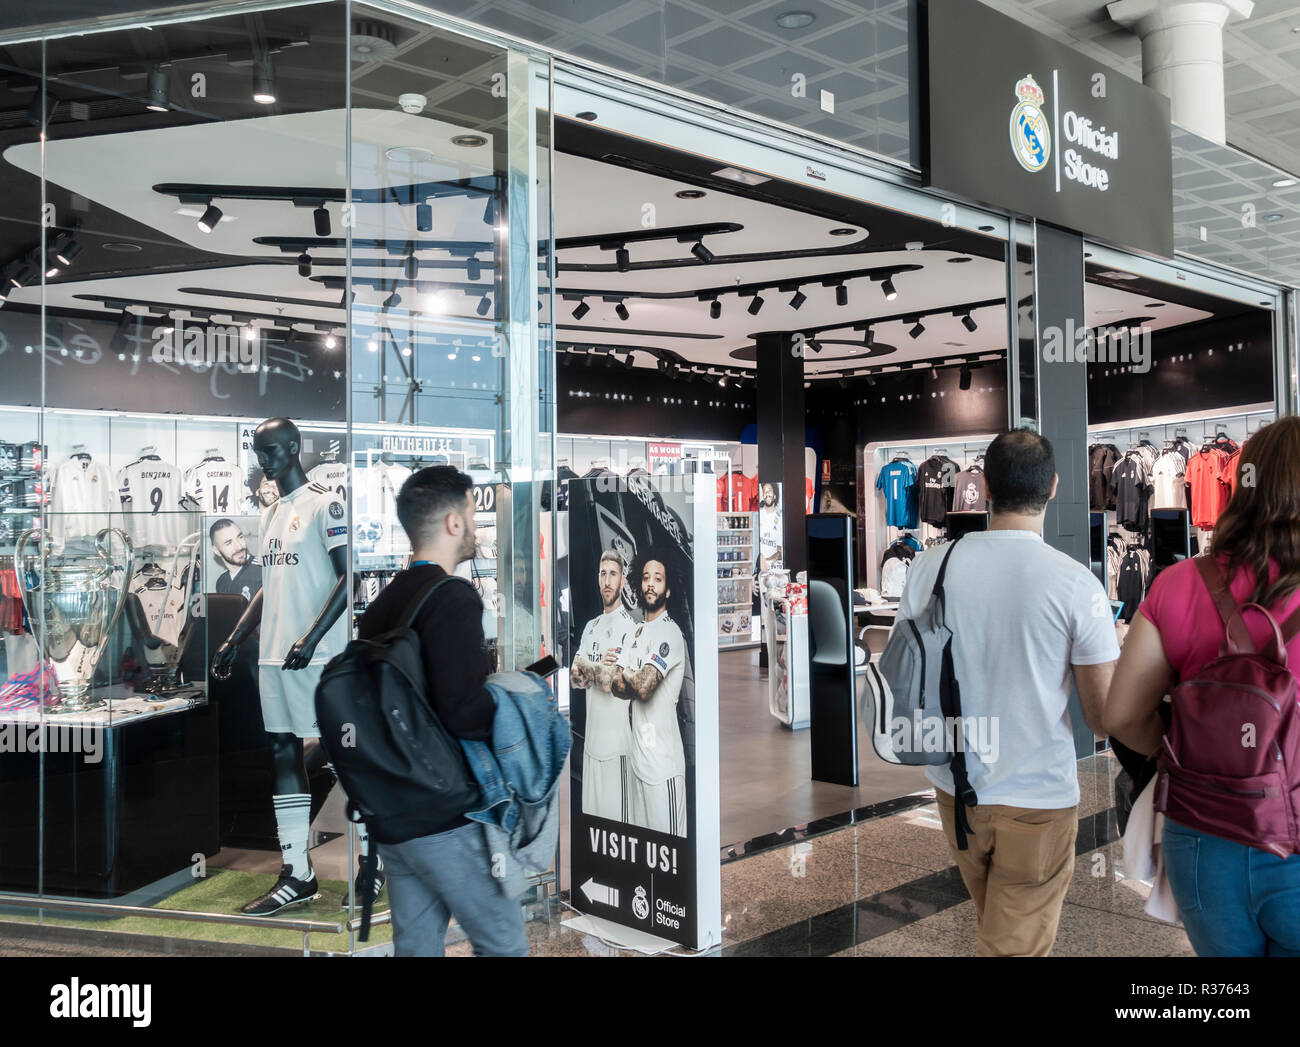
[924,0,1173,257]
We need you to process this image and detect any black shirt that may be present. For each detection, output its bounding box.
[357,564,495,744]
[916,455,956,528]
[215,562,262,603]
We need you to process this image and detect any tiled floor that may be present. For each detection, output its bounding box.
[447,752,1194,958]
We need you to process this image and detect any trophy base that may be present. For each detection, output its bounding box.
[141,670,188,702]
[55,692,106,714]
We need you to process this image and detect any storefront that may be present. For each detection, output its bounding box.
[0,0,1295,955]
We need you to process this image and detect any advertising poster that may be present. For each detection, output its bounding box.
[567,474,719,950]
[202,514,262,603]
[647,441,682,474]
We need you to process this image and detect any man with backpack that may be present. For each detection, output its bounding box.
[896,429,1117,956]
[349,466,528,957]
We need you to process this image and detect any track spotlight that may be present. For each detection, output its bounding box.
[881,276,898,301]
[748,294,764,315]
[197,203,223,233]
[466,255,481,281]
[717,374,728,388]
[615,247,630,272]
[483,196,495,225]
[572,299,590,320]
[367,337,379,353]
[44,252,60,278]
[252,53,277,104]
[789,289,807,310]
[835,283,848,307]
[476,295,491,316]
[838,377,848,390]
[12,263,34,288]
[866,373,877,387]
[55,238,81,267]
[325,333,337,349]
[691,241,714,264]
[383,291,401,309]
[615,301,630,321]
[403,254,419,280]
[959,363,972,390]
[710,299,721,320]
[930,366,938,380]
[416,202,433,232]
[314,206,331,237]
[908,319,925,339]
[26,89,58,126]
[146,66,169,112]
[244,321,257,341]
[962,312,978,332]
[297,252,312,277]
[657,357,669,373]
[863,327,874,347]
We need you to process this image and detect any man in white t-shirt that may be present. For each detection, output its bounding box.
[597,548,688,837]
[569,549,636,821]
[897,428,1117,956]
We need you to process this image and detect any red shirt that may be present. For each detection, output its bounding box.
[1185,451,1223,529]
[1141,556,1300,680]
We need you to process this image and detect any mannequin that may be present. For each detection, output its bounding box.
[212,418,379,915]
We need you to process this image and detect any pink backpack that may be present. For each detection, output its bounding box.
[1155,556,1300,858]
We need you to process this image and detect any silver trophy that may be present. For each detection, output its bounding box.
[125,531,201,700]
[15,528,134,713]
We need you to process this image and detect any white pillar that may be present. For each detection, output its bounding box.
[1107,0,1254,144]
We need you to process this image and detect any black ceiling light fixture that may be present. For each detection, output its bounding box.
[403,252,419,280]
[615,246,630,272]
[466,255,482,281]
[11,261,34,288]
[710,298,721,320]
[313,206,331,237]
[615,301,630,321]
[691,240,714,264]
[789,288,807,310]
[252,52,277,104]
[863,326,875,348]
[54,227,81,268]
[930,365,939,380]
[961,310,978,332]
[297,252,312,277]
[748,293,764,315]
[908,318,925,339]
[482,195,495,226]
[880,275,898,301]
[44,248,61,279]
[571,298,590,320]
[959,363,972,390]
[197,203,223,233]
[416,202,433,232]
[26,87,58,126]
[866,371,877,387]
[476,294,491,316]
[835,282,848,307]
[383,290,401,309]
[146,65,170,112]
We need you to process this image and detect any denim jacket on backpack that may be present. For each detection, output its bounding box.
[459,669,571,898]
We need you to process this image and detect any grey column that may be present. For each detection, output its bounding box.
[755,330,806,579]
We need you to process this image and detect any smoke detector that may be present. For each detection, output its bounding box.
[352,20,399,62]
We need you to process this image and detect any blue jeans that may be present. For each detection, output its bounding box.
[378,823,529,957]
[1163,818,1300,957]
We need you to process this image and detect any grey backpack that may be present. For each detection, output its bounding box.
[862,539,979,847]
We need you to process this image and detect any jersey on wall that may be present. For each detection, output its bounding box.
[185,456,242,514]
[307,459,349,502]
[118,455,184,549]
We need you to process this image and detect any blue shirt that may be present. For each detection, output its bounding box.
[876,460,918,528]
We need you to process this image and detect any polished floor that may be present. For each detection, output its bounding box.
[448,752,1194,958]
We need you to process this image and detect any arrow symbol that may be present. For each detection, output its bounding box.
[580,878,620,908]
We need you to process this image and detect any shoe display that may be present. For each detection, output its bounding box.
[351,859,386,908]
[239,865,319,916]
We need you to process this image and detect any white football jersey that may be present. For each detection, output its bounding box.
[185,457,242,515]
[50,455,117,546]
[759,506,782,559]
[618,612,687,784]
[577,606,636,760]
[258,481,350,667]
[131,566,189,646]
[308,460,349,502]
[1151,452,1187,510]
[118,457,184,549]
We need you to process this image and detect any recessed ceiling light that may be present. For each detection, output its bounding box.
[1143,302,1166,308]
[575,111,598,121]
[1266,213,1284,222]
[828,227,857,236]
[947,256,972,263]
[675,189,706,200]
[102,241,142,253]
[775,10,816,29]
[451,134,487,147]
[1096,270,1139,280]
[1272,177,1297,188]
[978,224,995,232]
[386,146,436,163]
[905,241,924,251]
[712,166,770,186]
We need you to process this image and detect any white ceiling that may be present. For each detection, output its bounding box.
[6,104,1216,377]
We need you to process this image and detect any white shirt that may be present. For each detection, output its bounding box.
[759,507,782,560]
[118,456,184,550]
[1151,452,1187,510]
[308,460,349,501]
[618,612,687,784]
[185,457,242,515]
[577,606,636,760]
[898,530,1119,809]
[51,456,116,546]
[258,481,350,666]
[131,565,190,646]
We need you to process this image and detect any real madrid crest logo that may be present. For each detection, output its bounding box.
[1009,74,1051,173]
[288,515,301,533]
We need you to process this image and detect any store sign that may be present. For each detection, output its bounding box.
[647,442,682,473]
[566,476,720,950]
[924,0,1173,257]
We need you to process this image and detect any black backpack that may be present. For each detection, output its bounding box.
[315,575,482,932]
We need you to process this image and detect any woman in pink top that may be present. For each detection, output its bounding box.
[1107,417,1300,956]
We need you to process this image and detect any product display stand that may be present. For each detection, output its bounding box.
[760,571,809,729]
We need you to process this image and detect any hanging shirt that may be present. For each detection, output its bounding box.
[51,455,117,546]
[308,459,350,502]
[258,481,349,667]
[1112,455,1149,532]
[950,466,988,513]
[1150,452,1188,510]
[1185,451,1224,530]
[131,565,189,646]
[805,477,815,515]
[915,456,956,528]
[185,456,242,515]
[118,456,184,550]
[617,612,687,786]
[576,606,637,761]
[875,459,918,528]
[758,506,782,560]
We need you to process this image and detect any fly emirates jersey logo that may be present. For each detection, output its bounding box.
[262,537,300,567]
